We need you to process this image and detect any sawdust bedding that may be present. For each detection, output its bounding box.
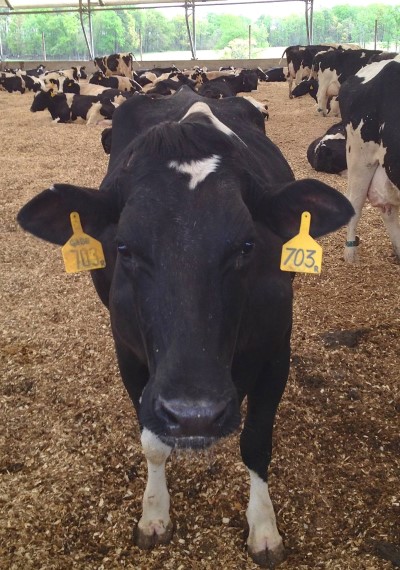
[1,81,399,570]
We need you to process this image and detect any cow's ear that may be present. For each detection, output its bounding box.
[258,179,354,239]
[17,184,118,245]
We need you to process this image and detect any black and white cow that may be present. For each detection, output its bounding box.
[281,44,337,98]
[20,72,43,92]
[25,64,46,77]
[197,77,236,98]
[94,52,134,78]
[339,55,400,262]
[30,90,113,124]
[291,78,340,116]
[57,65,87,80]
[199,68,259,97]
[0,72,25,93]
[291,77,318,99]
[17,86,353,567]
[89,70,142,93]
[265,66,288,82]
[311,48,382,116]
[145,74,197,96]
[368,51,398,63]
[307,122,347,174]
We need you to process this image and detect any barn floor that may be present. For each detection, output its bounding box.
[1,81,399,570]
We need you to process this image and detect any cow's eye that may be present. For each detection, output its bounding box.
[117,242,131,258]
[241,241,255,255]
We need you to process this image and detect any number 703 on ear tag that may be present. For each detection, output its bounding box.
[280,212,322,274]
[62,212,106,274]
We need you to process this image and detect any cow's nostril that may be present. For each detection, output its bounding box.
[157,399,181,428]
[155,396,233,437]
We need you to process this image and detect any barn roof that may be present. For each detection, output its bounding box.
[0,0,313,59]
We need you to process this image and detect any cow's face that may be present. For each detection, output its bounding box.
[110,158,255,447]
[17,104,354,449]
[31,89,51,112]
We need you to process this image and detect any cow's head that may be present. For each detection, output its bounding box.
[291,78,318,100]
[17,102,354,449]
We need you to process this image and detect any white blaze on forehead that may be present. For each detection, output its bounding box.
[180,101,246,145]
[168,154,221,190]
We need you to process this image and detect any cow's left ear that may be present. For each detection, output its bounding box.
[17,184,119,246]
[257,179,354,239]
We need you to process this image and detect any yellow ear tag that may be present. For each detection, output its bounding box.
[61,212,106,273]
[280,211,322,274]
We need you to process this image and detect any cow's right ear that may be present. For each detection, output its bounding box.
[17,184,119,246]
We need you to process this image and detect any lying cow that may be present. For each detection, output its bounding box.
[25,64,46,77]
[30,89,113,124]
[17,86,353,567]
[307,122,346,174]
[340,55,400,262]
[89,70,142,93]
[199,68,259,96]
[265,66,288,82]
[144,74,197,96]
[0,72,25,93]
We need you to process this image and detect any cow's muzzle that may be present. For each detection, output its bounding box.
[141,392,240,450]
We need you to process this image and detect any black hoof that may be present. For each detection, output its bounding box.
[249,541,286,568]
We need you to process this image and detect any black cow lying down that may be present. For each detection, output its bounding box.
[17,86,354,567]
[31,89,114,124]
[307,122,347,174]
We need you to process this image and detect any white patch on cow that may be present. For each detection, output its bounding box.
[329,96,341,117]
[320,132,346,144]
[138,428,172,540]
[368,165,400,209]
[246,469,283,558]
[168,155,221,190]
[180,102,246,147]
[358,59,394,83]
[242,95,268,117]
[314,131,345,155]
[316,68,340,116]
[65,93,74,106]
[344,119,396,262]
[86,101,103,125]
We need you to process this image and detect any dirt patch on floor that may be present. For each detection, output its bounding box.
[1,82,399,570]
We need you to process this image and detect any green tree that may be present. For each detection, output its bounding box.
[138,10,170,53]
[167,16,190,51]
[223,37,256,58]
[206,13,251,49]
[253,14,271,48]
[92,11,126,55]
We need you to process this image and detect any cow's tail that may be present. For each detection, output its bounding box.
[279,47,288,65]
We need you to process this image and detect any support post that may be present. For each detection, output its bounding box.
[78,0,94,61]
[185,0,196,60]
[305,0,314,44]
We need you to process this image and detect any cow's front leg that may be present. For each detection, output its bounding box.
[134,428,174,549]
[247,470,285,568]
[240,349,289,568]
